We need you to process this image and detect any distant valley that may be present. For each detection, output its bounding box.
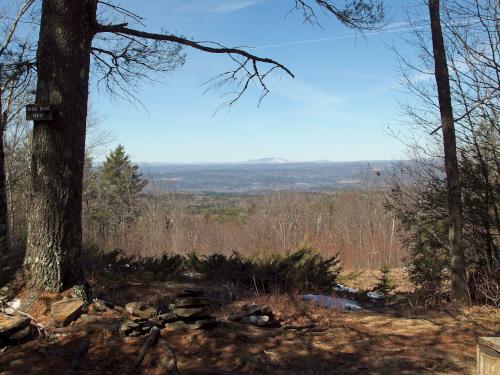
[137,159,405,194]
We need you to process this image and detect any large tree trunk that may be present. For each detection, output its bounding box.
[23,0,97,295]
[0,98,9,274]
[428,0,468,302]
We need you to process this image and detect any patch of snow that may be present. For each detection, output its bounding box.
[3,298,21,314]
[302,294,362,311]
[333,284,358,294]
[367,291,385,300]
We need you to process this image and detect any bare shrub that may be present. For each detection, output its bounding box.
[84,187,403,270]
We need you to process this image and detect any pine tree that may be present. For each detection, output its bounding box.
[101,144,147,208]
[89,145,147,238]
[374,263,395,296]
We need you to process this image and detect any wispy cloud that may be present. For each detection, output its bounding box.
[269,78,343,108]
[250,21,412,50]
[176,0,270,14]
[212,0,269,13]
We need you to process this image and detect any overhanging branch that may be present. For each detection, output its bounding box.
[95,24,294,107]
[96,24,294,79]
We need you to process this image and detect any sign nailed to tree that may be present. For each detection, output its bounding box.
[26,104,55,121]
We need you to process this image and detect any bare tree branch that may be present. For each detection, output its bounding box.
[95,24,295,107]
[0,0,35,58]
[293,0,384,29]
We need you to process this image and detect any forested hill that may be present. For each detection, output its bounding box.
[137,160,406,193]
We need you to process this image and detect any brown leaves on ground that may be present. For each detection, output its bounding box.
[0,281,498,375]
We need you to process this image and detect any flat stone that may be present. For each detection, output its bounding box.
[124,312,146,322]
[157,313,179,323]
[173,307,210,318]
[51,299,85,327]
[165,317,216,330]
[240,315,270,326]
[173,297,210,307]
[125,302,156,320]
[0,315,30,338]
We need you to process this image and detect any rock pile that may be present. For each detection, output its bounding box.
[166,290,216,330]
[119,302,163,337]
[119,290,217,337]
[229,304,275,327]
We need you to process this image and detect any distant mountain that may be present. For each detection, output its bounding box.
[137,157,295,166]
[239,157,294,165]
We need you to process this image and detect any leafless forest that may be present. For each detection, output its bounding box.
[84,190,402,270]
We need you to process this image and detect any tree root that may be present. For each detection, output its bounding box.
[131,326,161,373]
[157,338,179,375]
[131,327,180,375]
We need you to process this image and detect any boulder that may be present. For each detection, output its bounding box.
[125,302,156,320]
[50,299,85,327]
[0,315,30,338]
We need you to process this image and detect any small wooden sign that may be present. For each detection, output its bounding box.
[26,104,55,121]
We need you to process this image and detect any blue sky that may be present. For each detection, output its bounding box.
[91,0,426,163]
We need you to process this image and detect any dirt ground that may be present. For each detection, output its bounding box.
[0,277,499,375]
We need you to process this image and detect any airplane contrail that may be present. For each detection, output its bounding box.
[250,25,413,50]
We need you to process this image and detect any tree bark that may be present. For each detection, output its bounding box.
[428,0,468,302]
[0,95,9,272]
[23,0,97,295]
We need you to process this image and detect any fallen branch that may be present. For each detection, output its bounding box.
[131,326,160,374]
[157,338,179,375]
[275,323,326,335]
[279,323,316,331]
